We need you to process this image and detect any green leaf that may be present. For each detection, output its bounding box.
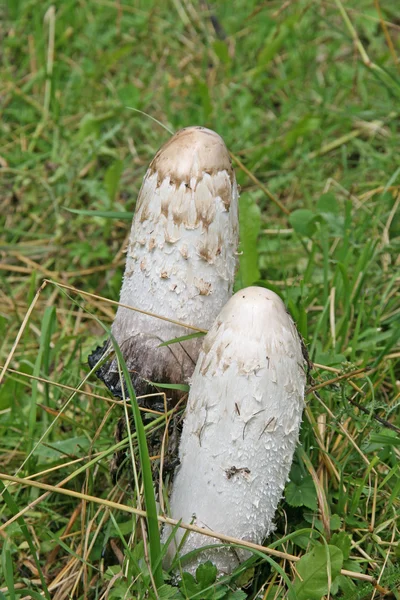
[179,572,201,597]
[158,583,184,599]
[330,514,341,531]
[285,474,317,510]
[104,159,123,203]
[238,195,261,286]
[195,561,217,588]
[331,574,357,597]
[331,532,351,560]
[289,209,319,238]
[293,545,343,600]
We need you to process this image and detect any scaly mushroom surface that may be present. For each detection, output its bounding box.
[163,286,306,575]
[89,126,239,401]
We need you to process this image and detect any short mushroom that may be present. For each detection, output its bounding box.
[89,126,239,401]
[163,286,306,575]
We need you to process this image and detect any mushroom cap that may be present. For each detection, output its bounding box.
[163,286,306,574]
[149,126,234,186]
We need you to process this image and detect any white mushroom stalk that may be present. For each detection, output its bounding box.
[163,286,306,575]
[89,127,239,400]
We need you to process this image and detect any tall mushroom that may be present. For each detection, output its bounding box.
[89,127,239,402]
[163,286,306,575]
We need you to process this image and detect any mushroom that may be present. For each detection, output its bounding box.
[163,286,306,575]
[89,127,239,402]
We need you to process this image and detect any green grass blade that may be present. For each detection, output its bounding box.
[1,541,15,600]
[110,335,164,589]
[157,331,205,347]
[64,208,132,219]
[28,306,56,467]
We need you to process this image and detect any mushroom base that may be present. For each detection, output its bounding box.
[88,336,191,480]
[88,333,199,404]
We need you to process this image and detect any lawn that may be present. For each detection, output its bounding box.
[0,0,399,598]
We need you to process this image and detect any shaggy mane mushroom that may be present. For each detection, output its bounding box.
[89,126,239,403]
[163,286,306,575]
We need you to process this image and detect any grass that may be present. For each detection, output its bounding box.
[0,0,399,598]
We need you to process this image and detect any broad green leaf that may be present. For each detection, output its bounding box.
[317,193,344,235]
[157,583,185,599]
[331,574,357,597]
[331,532,351,560]
[330,514,341,531]
[179,572,201,597]
[195,561,217,588]
[293,545,343,600]
[238,195,261,286]
[289,208,319,238]
[285,474,317,510]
